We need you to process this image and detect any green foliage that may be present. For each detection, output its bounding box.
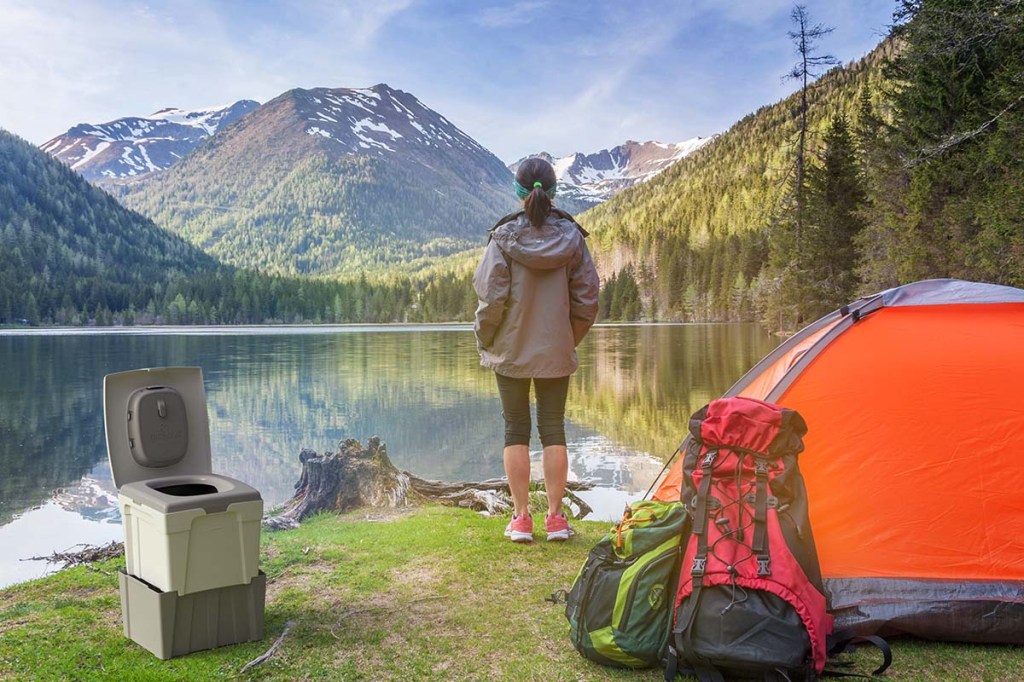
[763,114,868,327]
[599,266,642,321]
[860,0,1024,287]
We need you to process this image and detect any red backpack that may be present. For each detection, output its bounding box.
[666,397,832,681]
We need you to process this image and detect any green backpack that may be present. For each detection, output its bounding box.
[565,499,689,668]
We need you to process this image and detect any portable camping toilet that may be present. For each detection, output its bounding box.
[104,367,265,659]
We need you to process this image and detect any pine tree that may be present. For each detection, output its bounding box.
[802,114,867,317]
[877,0,1024,285]
[854,87,906,292]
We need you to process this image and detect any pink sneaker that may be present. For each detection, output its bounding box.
[545,513,575,541]
[504,514,534,543]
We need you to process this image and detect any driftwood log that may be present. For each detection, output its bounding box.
[264,437,594,530]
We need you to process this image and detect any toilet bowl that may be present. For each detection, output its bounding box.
[104,367,262,596]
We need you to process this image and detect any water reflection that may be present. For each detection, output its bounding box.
[0,325,775,587]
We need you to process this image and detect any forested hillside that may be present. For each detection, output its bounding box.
[0,128,216,325]
[856,0,1024,292]
[582,40,893,323]
[0,128,473,326]
[586,0,1024,328]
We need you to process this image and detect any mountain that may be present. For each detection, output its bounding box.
[0,127,219,325]
[509,138,712,213]
[40,100,259,183]
[114,83,518,276]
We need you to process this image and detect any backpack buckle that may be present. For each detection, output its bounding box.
[757,555,772,576]
[702,450,718,468]
[744,493,778,508]
[691,557,707,576]
[754,460,770,476]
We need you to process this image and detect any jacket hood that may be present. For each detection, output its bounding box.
[490,214,584,270]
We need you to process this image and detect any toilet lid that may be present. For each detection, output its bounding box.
[104,367,213,489]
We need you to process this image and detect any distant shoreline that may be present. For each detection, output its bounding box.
[0,321,719,336]
[0,323,474,336]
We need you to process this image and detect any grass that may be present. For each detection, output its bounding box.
[1,506,1022,681]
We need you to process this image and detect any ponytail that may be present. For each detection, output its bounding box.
[524,183,551,228]
[514,157,558,228]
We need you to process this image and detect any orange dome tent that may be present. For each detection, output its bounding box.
[654,279,1024,643]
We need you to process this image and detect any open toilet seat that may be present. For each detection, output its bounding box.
[120,473,261,514]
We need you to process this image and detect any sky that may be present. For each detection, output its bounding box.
[0,0,897,163]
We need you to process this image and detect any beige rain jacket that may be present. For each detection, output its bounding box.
[473,212,600,378]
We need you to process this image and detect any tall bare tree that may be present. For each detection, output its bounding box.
[761,5,842,331]
[785,5,840,248]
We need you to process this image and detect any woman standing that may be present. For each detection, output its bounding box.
[473,157,600,543]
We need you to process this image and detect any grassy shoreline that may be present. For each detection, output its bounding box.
[1,506,1021,681]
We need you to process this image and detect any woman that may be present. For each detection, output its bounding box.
[473,157,600,542]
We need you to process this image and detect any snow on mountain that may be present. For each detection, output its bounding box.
[291,84,497,165]
[40,100,259,183]
[509,137,715,211]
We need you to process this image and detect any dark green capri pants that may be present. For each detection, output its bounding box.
[494,373,570,448]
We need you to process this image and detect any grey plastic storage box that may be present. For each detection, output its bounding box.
[119,570,266,660]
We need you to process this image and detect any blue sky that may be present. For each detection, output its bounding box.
[0,0,896,162]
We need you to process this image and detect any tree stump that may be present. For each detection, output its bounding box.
[264,437,594,530]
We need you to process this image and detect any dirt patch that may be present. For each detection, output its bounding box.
[265,560,355,606]
[339,507,417,523]
[59,585,109,602]
[0,618,32,635]
[386,556,443,590]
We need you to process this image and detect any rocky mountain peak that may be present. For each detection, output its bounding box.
[40,100,260,183]
[509,136,715,212]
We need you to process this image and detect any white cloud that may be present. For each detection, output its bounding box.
[0,0,252,140]
[463,4,692,159]
[476,1,549,28]
[289,0,415,49]
[0,0,414,143]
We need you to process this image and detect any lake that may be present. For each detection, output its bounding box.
[0,323,775,587]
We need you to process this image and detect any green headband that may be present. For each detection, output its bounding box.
[514,179,557,200]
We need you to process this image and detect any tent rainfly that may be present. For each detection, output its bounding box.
[653,279,1024,644]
